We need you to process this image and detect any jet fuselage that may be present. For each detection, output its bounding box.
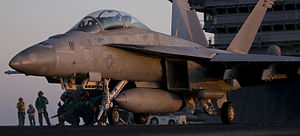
[10,28,219,82]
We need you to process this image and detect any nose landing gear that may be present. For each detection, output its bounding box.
[108,108,120,125]
[96,79,128,126]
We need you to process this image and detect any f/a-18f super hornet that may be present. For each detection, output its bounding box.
[8,0,300,125]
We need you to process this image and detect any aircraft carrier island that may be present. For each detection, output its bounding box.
[189,0,300,56]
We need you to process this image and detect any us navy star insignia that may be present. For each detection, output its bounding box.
[104,54,116,69]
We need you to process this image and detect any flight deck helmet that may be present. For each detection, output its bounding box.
[38,90,44,96]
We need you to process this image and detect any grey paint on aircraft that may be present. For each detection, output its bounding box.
[8,0,300,123]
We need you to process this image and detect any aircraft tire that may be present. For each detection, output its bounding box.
[220,101,235,124]
[108,108,120,125]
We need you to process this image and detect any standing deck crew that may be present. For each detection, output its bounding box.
[35,91,51,126]
[27,104,36,126]
[16,97,25,126]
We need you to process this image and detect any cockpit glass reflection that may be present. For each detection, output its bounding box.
[119,11,148,29]
[71,10,149,33]
[72,17,101,33]
[98,10,124,30]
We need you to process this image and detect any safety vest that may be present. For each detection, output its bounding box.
[27,108,35,117]
[16,102,25,113]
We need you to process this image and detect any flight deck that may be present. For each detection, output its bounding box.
[1,124,300,136]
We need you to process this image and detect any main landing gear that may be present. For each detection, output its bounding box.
[201,97,235,124]
[220,101,235,124]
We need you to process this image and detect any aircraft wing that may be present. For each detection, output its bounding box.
[106,44,300,63]
[211,53,300,62]
[105,44,215,59]
[107,43,300,90]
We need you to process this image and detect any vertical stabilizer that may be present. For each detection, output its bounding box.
[171,0,208,47]
[226,0,275,54]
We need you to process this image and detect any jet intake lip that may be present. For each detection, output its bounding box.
[9,44,56,76]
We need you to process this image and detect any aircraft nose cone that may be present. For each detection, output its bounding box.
[9,57,20,69]
[9,44,56,76]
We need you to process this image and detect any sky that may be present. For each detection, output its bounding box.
[0,0,210,126]
[0,0,173,126]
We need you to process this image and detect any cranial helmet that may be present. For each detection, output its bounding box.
[38,90,44,96]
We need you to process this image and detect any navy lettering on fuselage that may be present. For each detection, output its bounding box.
[68,41,75,51]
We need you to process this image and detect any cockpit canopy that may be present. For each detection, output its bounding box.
[71,10,149,33]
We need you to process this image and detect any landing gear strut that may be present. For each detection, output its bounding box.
[96,79,128,126]
[220,101,235,124]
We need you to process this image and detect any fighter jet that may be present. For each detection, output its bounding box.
[7,0,300,125]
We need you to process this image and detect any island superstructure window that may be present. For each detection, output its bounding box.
[209,3,300,16]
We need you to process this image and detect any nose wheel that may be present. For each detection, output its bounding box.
[220,101,235,124]
[108,108,120,125]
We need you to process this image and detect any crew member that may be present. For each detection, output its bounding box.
[35,91,51,126]
[16,97,25,126]
[78,91,102,126]
[27,104,36,126]
[58,92,80,126]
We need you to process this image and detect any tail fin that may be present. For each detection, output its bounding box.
[226,0,275,54]
[171,0,208,47]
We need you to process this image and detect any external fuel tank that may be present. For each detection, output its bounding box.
[115,88,183,113]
